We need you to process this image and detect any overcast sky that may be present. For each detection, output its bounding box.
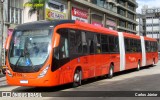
[136,0,160,13]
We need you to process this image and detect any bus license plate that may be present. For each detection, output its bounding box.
[20,80,28,84]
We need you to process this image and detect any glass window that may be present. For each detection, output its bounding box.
[81,31,88,54]
[125,38,130,52]
[115,36,119,52]
[145,41,150,52]
[137,40,141,52]
[59,30,69,59]
[109,36,115,52]
[11,7,14,23]
[19,9,22,24]
[86,32,95,54]
[69,29,82,54]
[9,29,51,72]
[119,20,126,27]
[76,31,82,53]
[15,8,19,24]
[9,0,23,24]
[95,34,101,53]
[11,0,15,7]
[91,0,105,7]
[69,30,77,54]
[101,35,109,53]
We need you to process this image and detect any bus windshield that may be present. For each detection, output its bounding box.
[9,29,52,72]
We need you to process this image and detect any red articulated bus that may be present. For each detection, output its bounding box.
[6,20,158,87]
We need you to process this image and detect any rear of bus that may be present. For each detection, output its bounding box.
[6,20,75,87]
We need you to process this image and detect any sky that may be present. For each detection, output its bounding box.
[136,0,160,13]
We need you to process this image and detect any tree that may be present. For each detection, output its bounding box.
[24,0,46,20]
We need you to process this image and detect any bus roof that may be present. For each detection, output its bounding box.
[143,36,157,42]
[123,32,141,39]
[75,20,118,36]
[15,20,75,30]
[13,20,158,42]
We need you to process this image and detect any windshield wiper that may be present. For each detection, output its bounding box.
[15,51,24,69]
[15,48,35,71]
[15,37,35,71]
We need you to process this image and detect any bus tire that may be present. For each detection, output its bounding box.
[73,69,82,87]
[137,61,140,71]
[108,64,114,79]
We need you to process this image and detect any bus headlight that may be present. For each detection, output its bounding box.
[6,69,13,77]
[38,65,50,78]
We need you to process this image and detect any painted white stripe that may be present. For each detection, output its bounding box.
[118,32,126,71]
[140,36,146,66]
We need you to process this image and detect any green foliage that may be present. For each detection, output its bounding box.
[25,0,47,18]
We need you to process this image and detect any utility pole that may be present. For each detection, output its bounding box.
[0,0,4,73]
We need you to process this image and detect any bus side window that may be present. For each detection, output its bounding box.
[69,29,82,54]
[81,31,88,54]
[86,32,95,54]
[95,34,101,53]
[101,35,109,53]
[115,36,119,53]
[125,38,130,52]
[109,36,115,52]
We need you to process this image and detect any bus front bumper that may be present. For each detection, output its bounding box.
[6,74,58,87]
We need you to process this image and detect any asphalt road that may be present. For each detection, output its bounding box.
[1,61,160,100]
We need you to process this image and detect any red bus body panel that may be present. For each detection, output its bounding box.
[6,21,158,87]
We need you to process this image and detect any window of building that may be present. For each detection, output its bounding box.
[118,0,125,6]
[91,0,105,7]
[128,4,134,11]
[118,8,126,17]
[9,0,23,24]
[128,12,134,20]
[119,20,126,27]
[128,23,134,30]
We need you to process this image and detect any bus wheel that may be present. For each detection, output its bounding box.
[137,61,141,71]
[73,69,82,87]
[108,64,114,79]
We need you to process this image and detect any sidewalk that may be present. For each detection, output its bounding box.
[0,75,7,87]
[0,74,5,78]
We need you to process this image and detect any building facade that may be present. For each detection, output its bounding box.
[43,0,138,34]
[136,13,146,36]
[0,0,138,67]
[140,6,160,41]
[0,0,24,67]
[0,0,9,67]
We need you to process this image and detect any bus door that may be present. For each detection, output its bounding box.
[55,29,71,84]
